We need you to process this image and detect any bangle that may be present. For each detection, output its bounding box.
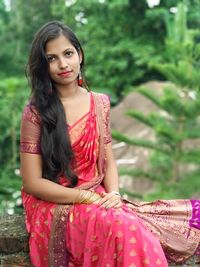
[76,189,102,204]
[110,191,121,197]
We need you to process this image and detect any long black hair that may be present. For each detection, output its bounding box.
[26,21,86,186]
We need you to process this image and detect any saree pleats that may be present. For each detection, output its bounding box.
[65,202,168,267]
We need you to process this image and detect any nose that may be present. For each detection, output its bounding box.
[59,56,68,69]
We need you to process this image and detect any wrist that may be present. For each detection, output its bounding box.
[109,191,121,197]
[76,189,101,204]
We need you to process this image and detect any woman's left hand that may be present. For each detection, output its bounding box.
[99,192,123,209]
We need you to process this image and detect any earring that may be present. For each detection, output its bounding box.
[78,70,83,86]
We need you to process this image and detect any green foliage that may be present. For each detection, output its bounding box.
[0,168,22,214]
[119,168,160,181]
[1,0,200,98]
[115,80,200,197]
[0,77,29,214]
[112,130,170,154]
[152,3,200,91]
[113,2,200,199]
[0,0,178,101]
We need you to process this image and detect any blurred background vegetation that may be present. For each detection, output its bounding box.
[0,0,200,214]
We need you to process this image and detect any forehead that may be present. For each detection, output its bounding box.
[45,34,74,54]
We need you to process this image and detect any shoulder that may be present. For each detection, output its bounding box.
[92,92,110,105]
[22,103,41,125]
[92,92,111,120]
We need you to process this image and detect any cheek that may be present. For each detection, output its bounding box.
[72,55,81,67]
[48,64,56,76]
[74,60,81,72]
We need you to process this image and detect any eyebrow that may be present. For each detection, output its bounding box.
[46,48,74,56]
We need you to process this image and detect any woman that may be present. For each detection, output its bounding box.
[19,21,198,267]
[20,20,168,267]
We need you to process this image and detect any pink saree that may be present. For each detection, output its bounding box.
[20,92,200,267]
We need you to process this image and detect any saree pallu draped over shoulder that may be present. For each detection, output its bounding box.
[20,92,200,267]
[48,93,108,266]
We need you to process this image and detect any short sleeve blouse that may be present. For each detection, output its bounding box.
[20,104,41,154]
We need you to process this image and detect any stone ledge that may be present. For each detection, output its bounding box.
[0,214,31,266]
[0,252,32,267]
[0,214,29,254]
[169,256,200,267]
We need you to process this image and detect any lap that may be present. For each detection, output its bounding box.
[66,203,167,266]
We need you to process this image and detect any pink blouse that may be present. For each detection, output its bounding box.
[20,93,112,155]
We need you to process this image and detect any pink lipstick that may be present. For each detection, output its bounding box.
[58,71,73,78]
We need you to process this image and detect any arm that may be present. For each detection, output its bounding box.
[98,143,122,209]
[21,153,102,204]
[20,152,80,204]
[98,144,122,208]
[103,142,119,193]
[20,105,101,204]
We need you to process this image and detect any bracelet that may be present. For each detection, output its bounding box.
[110,191,121,197]
[76,189,102,204]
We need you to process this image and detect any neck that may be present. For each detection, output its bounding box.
[57,81,80,100]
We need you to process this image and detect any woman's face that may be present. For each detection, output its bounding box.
[45,34,82,87]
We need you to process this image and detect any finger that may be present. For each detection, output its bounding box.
[101,197,120,207]
[99,192,107,197]
[105,199,122,209]
[98,196,109,205]
[114,203,123,209]
[126,204,134,209]
[112,200,123,208]
[111,199,123,208]
[99,194,116,205]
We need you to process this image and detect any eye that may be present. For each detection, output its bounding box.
[47,55,55,62]
[65,51,74,57]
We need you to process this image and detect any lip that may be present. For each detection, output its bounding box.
[58,71,73,77]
